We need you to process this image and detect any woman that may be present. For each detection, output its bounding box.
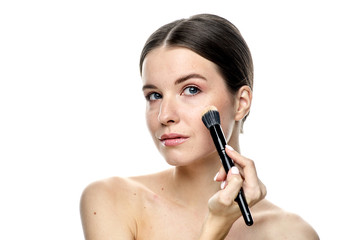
[80,14,319,239]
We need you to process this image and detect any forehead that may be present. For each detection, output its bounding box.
[141,46,220,84]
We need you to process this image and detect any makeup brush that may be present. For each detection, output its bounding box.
[201,106,253,226]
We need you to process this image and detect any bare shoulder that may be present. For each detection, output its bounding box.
[250,200,319,240]
[263,209,319,240]
[80,171,171,239]
[80,177,141,207]
[80,177,143,239]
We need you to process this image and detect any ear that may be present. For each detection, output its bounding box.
[234,85,252,121]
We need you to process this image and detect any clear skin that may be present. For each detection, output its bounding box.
[80,46,319,240]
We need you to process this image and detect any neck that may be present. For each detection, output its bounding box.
[169,155,220,208]
[166,128,241,209]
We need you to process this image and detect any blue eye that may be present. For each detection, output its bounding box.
[183,86,200,96]
[147,92,162,101]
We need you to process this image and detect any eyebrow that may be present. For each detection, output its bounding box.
[142,73,207,91]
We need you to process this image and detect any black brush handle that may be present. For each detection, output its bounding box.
[209,124,253,226]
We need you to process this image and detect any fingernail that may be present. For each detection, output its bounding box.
[221,181,226,189]
[231,166,239,175]
[226,145,234,151]
[213,172,219,181]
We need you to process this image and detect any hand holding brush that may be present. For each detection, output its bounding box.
[202,106,256,226]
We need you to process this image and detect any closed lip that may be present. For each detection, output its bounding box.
[160,133,188,140]
[159,133,189,146]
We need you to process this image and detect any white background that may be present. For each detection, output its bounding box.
[1,0,359,239]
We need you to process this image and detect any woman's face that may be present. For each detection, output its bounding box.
[141,46,238,166]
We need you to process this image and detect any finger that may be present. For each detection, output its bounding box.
[225,145,266,203]
[225,145,250,168]
[214,165,227,182]
[220,167,243,201]
[225,145,258,183]
[218,166,241,190]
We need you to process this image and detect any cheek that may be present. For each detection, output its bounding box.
[191,97,236,143]
[189,106,230,145]
[221,119,236,141]
[145,109,158,134]
[217,104,237,141]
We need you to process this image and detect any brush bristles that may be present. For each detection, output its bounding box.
[201,106,220,129]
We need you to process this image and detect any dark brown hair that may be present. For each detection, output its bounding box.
[139,14,253,130]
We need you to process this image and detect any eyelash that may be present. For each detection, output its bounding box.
[145,85,202,102]
[145,92,162,101]
[182,85,201,96]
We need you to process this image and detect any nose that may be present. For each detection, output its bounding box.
[158,97,179,125]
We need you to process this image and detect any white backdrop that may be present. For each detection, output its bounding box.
[1,0,359,239]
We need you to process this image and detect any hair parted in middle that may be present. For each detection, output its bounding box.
[140,13,253,131]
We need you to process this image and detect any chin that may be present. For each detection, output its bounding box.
[161,148,218,167]
[155,135,218,165]
[161,151,193,166]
